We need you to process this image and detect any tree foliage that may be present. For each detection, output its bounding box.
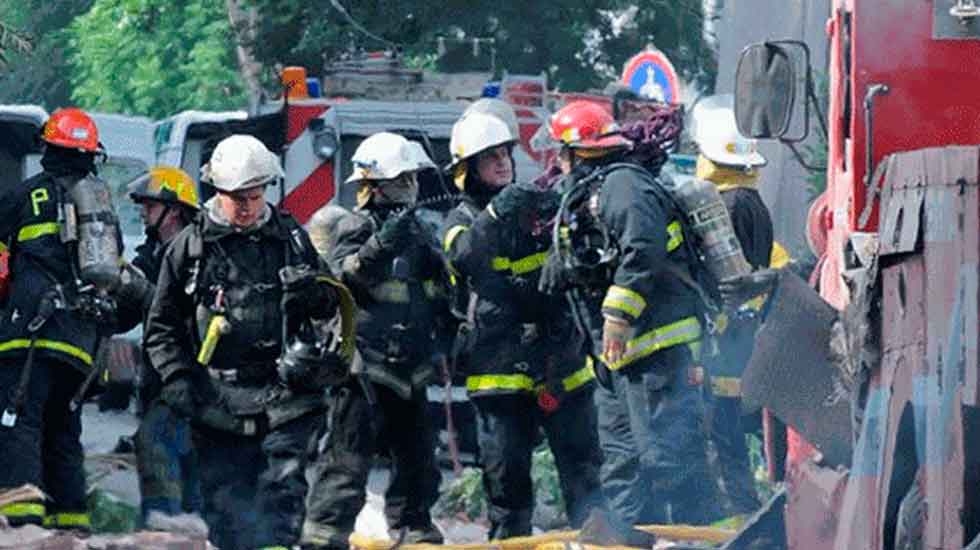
[0,0,92,108]
[68,0,246,118]
[246,0,715,94]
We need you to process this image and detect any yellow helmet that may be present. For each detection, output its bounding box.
[128,165,199,211]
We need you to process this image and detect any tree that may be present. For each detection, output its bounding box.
[245,0,715,94]
[0,1,92,109]
[68,0,246,118]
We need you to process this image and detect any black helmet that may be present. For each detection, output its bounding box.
[278,325,349,391]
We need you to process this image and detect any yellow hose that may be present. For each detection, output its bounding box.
[348,522,735,550]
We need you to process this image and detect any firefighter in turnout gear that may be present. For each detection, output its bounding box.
[143,135,350,550]
[0,108,127,530]
[441,105,601,539]
[544,101,720,537]
[692,95,773,516]
[125,166,205,522]
[303,132,448,548]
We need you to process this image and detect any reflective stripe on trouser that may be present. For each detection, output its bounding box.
[43,512,91,529]
[466,360,596,395]
[135,400,202,520]
[0,502,45,525]
[603,316,702,371]
[594,345,725,526]
[473,389,602,540]
[711,376,741,397]
[0,360,87,523]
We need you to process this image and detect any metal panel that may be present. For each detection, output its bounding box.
[878,153,925,256]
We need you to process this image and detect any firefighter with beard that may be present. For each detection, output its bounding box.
[691,96,773,517]
[542,101,719,542]
[143,135,351,550]
[0,108,134,530]
[441,106,601,539]
[124,166,205,522]
[302,132,447,549]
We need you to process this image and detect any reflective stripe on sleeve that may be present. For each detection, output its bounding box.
[17,222,59,242]
[602,285,647,319]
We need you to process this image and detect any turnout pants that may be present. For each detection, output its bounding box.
[194,410,321,550]
[472,386,602,539]
[135,400,202,521]
[0,359,88,528]
[303,380,440,549]
[707,394,761,515]
[594,346,724,526]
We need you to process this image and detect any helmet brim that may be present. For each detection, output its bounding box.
[568,134,633,149]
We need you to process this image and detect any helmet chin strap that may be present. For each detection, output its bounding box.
[145,203,173,242]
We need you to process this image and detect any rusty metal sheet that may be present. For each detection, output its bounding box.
[878,152,925,256]
[742,270,853,467]
[785,459,848,550]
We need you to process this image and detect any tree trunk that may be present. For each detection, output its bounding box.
[225,0,264,113]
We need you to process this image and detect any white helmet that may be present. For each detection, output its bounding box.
[449,112,515,168]
[462,98,519,143]
[691,94,766,168]
[201,134,284,192]
[344,132,435,184]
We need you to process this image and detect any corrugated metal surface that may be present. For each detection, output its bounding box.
[835,146,978,550]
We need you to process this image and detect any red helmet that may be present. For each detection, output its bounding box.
[41,108,100,152]
[549,101,632,149]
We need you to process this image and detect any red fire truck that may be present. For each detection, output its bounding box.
[734,2,980,549]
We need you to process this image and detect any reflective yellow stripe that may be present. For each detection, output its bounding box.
[466,373,535,392]
[0,241,7,253]
[666,220,684,252]
[0,339,94,366]
[562,360,596,392]
[369,280,409,303]
[491,252,548,276]
[44,512,91,528]
[605,317,702,371]
[711,376,741,397]
[443,225,469,252]
[17,222,59,242]
[0,502,45,518]
[602,285,647,318]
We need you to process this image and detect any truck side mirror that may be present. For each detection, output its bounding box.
[734,41,809,140]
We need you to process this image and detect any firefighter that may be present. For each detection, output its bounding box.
[124,166,204,522]
[692,96,774,516]
[301,132,448,548]
[441,107,601,539]
[543,101,719,541]
[143,134,350,550]
[0,108,129,530]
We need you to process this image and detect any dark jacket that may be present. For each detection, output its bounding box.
[144,205,331,423]
[709,186,774,392]
[329,206,451,399]
[560,162,703,373]
[721,187,773,271]
[0,172,111,372]
[442,191,592,398]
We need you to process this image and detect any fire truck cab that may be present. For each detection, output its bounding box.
[734,2,980,549]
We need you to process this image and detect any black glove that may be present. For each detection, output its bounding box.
[280,265,335,320]
[717,268,780,310]
[160,370,208,417]
[376,213,415,249]
[538,250,572,295]
[115,262,154,311]
[488,182,540,222]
